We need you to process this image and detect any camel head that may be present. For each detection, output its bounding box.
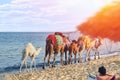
[36,47,42,55]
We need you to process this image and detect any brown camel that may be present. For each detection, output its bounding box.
[63,36,71,64]
[43,34,64,69]
[68,40,79,64]
[77,36,103,62]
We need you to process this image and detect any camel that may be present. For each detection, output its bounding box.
[93,37,103,59]
[77,36,103,62]
[43,34,64,69]
[63,36,71,64]
[20,43,42,72]
[68,40,79,64]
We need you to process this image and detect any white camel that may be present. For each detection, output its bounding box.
[20,43,42,72]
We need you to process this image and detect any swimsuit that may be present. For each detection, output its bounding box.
[110,75,115,80]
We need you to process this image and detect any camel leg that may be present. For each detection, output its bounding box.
[96,48,100,59]
[78,45,85,63]
[74,53,77,63]
[61,53,64,66]
[65,50,68,65]
[52,52,57,67]
[20,56,27,72]
[33,59,37,70]
[88,49,91,61]
[78,49,84,63]
[64,45,68,65]
[94,53,96,59]
[68,51,72,64]
[43,45,48,69]
[78,52,81,63]
[48,54,52,68]
[24,60,28,72]
[98,51,100,59]
[61,48,64,66]
[94,49,97,59]
[87,51,91,61]
[68,54,72,64]
[43,57,46,69]
[20,60,25,72]
[94,48,100,59]
[30,57,34,71]
[86,48,91,61]
[43,54,47,69]
[48,44,53,68]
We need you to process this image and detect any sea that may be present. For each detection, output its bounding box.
[0,32,120,74]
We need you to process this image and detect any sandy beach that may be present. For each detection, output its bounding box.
[1,52,120,80]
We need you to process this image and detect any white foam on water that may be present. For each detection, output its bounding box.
[90,52,119,60]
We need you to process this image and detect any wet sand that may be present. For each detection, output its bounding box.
[2,52,120,80]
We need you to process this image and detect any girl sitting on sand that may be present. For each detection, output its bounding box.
[97,66,120,80]
[88,66,120,80]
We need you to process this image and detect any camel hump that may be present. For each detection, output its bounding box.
[27,43,34,48]
[78,35,91,48]
[54,32,63,37]
[46,34,64,47]
[26,43,36,52]
[27,43,33,46]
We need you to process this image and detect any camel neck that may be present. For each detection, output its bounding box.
[36,48,41,55]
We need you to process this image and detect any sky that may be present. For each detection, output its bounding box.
[77,1,120,41]
[0,0,113,32]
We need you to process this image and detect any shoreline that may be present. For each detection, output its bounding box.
[1,52,120,80]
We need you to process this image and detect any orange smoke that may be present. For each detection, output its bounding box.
[77,2,120,42]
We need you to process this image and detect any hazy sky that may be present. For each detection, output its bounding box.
[0,0,112,32]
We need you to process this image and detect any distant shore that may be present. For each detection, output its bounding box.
[1,52,120,80]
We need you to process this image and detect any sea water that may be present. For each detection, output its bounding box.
[0,32,52,74]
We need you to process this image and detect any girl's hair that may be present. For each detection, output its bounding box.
[98,66,106,75]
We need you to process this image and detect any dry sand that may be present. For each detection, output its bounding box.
[1,52,120,80]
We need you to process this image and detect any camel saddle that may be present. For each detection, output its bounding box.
[46,34,63,48]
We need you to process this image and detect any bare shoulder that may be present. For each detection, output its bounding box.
[97,74,112,80]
